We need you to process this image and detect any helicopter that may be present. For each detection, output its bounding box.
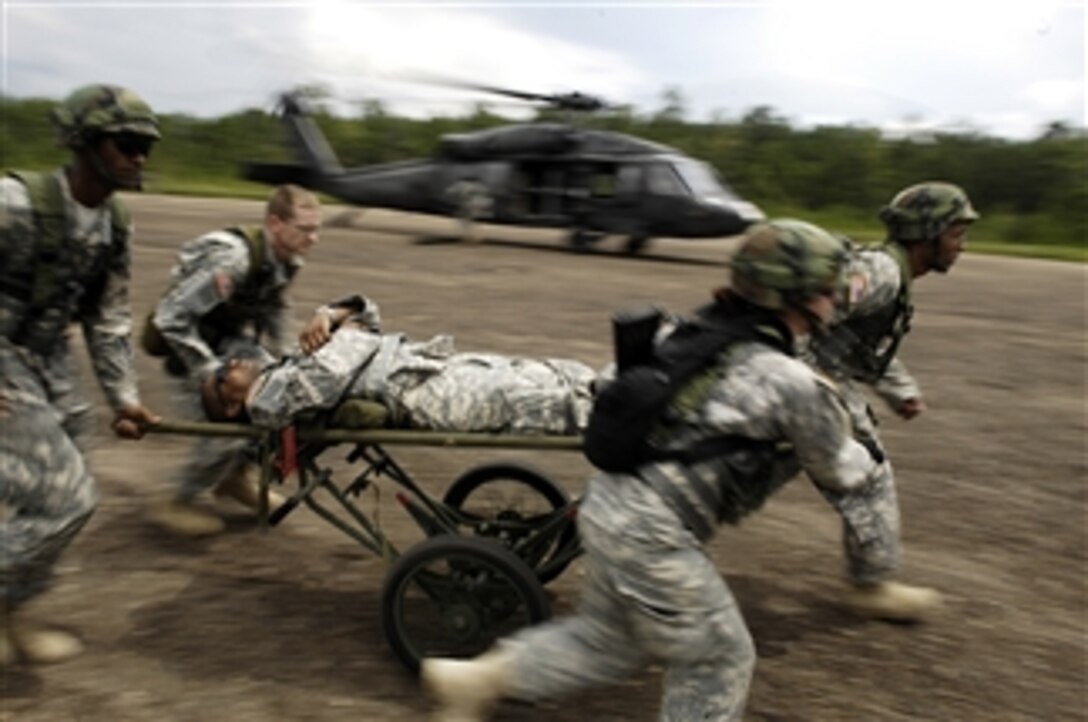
[242,84,765,254]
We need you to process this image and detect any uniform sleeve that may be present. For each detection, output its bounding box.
[782,373,876,492]
[247,326,382,428]
[152,235,249,378]
[0,179,36,330]
[327,294,382,331]
[843,250,919,409]
[79,225,141,411]
[871,356,921,409]
[839,250,903,320]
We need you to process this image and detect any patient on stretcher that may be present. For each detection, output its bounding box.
[200,296,596,435]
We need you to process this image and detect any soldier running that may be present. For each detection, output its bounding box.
[144,184,322,536]
[1,84,161,665]
[422,219,942,722]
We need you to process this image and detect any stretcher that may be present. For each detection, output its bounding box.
[148,417,584,674]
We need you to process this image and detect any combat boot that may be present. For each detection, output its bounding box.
[213,467,286,513]
[421,647,515,722]
[149,498,226,537]
[9,616,83,664]
[846,580,943,623]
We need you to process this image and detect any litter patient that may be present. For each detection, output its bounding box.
[200,295,596,434]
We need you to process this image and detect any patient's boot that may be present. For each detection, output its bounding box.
[422,646,515,722]
[846,580,943,623]
[213,467,286,512]
[9,615,83,664]
[149,497,226,537]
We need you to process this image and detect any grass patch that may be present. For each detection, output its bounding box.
[763,203,1085,263]
[965,241,1088,263]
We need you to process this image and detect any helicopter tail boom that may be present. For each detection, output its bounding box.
[242,161,319,188]
[278,92,344,174]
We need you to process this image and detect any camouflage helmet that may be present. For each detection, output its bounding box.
[879,182,979,243]
[730,219,848,311]
[51,84,161,149]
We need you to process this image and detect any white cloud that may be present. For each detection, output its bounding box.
[1,2,1082,138]
[300,3,646,117]
[1023,78,1085,115]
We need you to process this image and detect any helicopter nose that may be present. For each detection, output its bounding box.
[732,200,766,224]
[703,197,766,235]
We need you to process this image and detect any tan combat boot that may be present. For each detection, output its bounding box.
[421,647,515,722]
[149,498,226,537]
[9,616,83,664]
[213,467,286,513]
[846,580,943,623]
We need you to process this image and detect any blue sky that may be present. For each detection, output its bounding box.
[2,1,1084,139]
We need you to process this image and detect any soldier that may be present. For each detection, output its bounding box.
[1,84,161,665]
[422,219,942,722]
[144,184,321,536]
[813,181,977,413]
[198,295,594,435]
[805,181,978,617]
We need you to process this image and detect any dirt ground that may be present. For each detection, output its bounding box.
[2,194,1085,722]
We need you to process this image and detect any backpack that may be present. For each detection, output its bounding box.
[583,303,776,473]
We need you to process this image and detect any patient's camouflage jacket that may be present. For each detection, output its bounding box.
[246,326,596,434]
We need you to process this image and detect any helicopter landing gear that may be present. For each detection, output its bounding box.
[624,233,651,255]
[447,180,493,244]
[568,229,604,252]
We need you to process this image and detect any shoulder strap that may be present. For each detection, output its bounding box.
[6,170,69,307]
[656,309,791,429]
[223,225,267,285]
[106,194,131,234]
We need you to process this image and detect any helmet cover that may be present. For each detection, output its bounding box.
[731,219,848,310]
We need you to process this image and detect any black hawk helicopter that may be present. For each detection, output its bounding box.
[242,84,765,254]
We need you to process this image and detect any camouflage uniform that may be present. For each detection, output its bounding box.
[151,227,301,500]
[0,169,140,609]
[493,328,893,721]
[245,324,595,434]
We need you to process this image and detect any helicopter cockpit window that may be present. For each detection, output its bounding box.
[646,163,687,197]
[672,157,735,199]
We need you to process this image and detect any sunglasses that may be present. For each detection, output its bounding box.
[109,132,155,158]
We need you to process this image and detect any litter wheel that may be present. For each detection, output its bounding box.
[380,535,550,675]
[444,462,578,584]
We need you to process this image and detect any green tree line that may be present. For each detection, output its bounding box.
[2,92,1084,251]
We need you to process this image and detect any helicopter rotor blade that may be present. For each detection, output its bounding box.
[392,70,608,113]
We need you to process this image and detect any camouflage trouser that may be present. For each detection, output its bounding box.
[821,378,902,583]
[169,372,252,501]
[499,472,756,721]
[0,348,98,609]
